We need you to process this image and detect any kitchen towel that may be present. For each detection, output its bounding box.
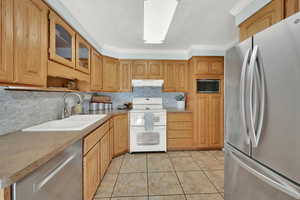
[144,112,154,131]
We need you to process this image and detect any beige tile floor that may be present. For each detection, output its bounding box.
[94,150,224,200]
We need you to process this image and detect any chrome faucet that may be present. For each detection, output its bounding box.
[62,93,83,119]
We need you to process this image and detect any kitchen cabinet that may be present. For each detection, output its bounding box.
[119,60,132,92]
[0,188,11,200]
[113,114,128,156]
[164,62,176,91]
[83,143,99,200]
[109,119,114,159]
[285,0,300,17]
[191,57,224,75]
[49,11,76,68]
[148,60,164,79]
[90,50,103,91]
[0,0,13,83]
[132,60,164,79]
[167,113,193,150]
[102,56,120,92]
[14,0,48,86]
[239,0,284,41]
[76,34,91,74]
[100,133,110,180]
[132,60,148,79]
[194,81,224,149]
[164,61,189,92]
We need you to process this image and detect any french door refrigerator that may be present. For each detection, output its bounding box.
[225,12,300,200]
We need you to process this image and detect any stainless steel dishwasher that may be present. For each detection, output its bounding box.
[12,140,83,200]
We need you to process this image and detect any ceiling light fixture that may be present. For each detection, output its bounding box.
[144,0,178,44]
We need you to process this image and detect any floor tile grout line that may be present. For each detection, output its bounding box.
[169,154,188,200]
[146,153,150,198]
[110,155,125,199]
[202,169,223,195]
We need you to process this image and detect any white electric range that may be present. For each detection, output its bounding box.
[129,97,167,153]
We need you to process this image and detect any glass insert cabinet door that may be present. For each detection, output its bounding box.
[49,11,76,68]
[76,35,91,74]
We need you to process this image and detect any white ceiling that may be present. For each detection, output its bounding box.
[56,0,240,58]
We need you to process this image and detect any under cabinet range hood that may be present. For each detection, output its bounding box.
[132,80,164,87]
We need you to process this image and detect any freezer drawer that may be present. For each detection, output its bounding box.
[225,145,300,200]
[13,140,82,200]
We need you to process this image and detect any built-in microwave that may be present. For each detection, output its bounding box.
[197,79,220,93]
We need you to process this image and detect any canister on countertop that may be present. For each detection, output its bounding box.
[90,103,99,111]
[99,103,105,110]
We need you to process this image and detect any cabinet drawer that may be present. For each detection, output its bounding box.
[167,113,192,122]
[168,122,192,130]
[168,130,193,139]
[84,121,109,154]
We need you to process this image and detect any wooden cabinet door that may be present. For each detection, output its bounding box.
[14,0,48,86]
[132,60,148,79]
[194,59,210,75]
[76,34,91,74]
[209,95,224,148]
[0,0,13,83]
[84,144,99,200]
[148,60,164,79]
[119,60,132,92]
[49,11,76,68]
[103,56,119,91]
[196,95,210,148]
[175,62,188,92]
[90,50,103,91]
[109,126,114,160]
[164,62,176,92]
[100,133,110,180]
[113,114,128,156]
[285,0,300,17]
[210,60,224,74]
[239,0,284,41]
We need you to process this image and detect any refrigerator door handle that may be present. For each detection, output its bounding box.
[240,48,251,143]
[248,45,266,147]
[230,150,300,199]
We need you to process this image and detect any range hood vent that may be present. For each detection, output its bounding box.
[132,80,164,87]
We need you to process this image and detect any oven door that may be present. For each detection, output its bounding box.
[130,111,166,126]
[130,126,166,152]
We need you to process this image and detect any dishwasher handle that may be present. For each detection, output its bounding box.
[33,154,77,192]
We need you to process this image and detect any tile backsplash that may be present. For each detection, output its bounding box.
[0,87,65,135]
[0,86,183,135]
[97,87,184,109]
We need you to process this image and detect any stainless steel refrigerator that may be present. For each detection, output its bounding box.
[225,12,300,200]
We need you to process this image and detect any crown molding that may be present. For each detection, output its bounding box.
[45,0,235,60]
[230,0,272,25]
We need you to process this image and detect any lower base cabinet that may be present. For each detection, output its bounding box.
[113,114,129,156]
[83,144,99,200]
[83,114,128,200]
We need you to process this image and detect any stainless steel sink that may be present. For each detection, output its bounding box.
[22,114,107,132]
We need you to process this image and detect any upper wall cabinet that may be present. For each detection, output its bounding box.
[164,61,189,92]
[132,60,164,79]
[239,0,284,41]
[49,11,76,68]
[132,60,148,79]
[90,49,103,91]
[148,60,164,79]
[119,60,132,92]
[14,0,48,86]
[191,57,224,75]
[76,35,91,74]
[285,0,300,17]
[0,0,13,83]
[102,56,120,92]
